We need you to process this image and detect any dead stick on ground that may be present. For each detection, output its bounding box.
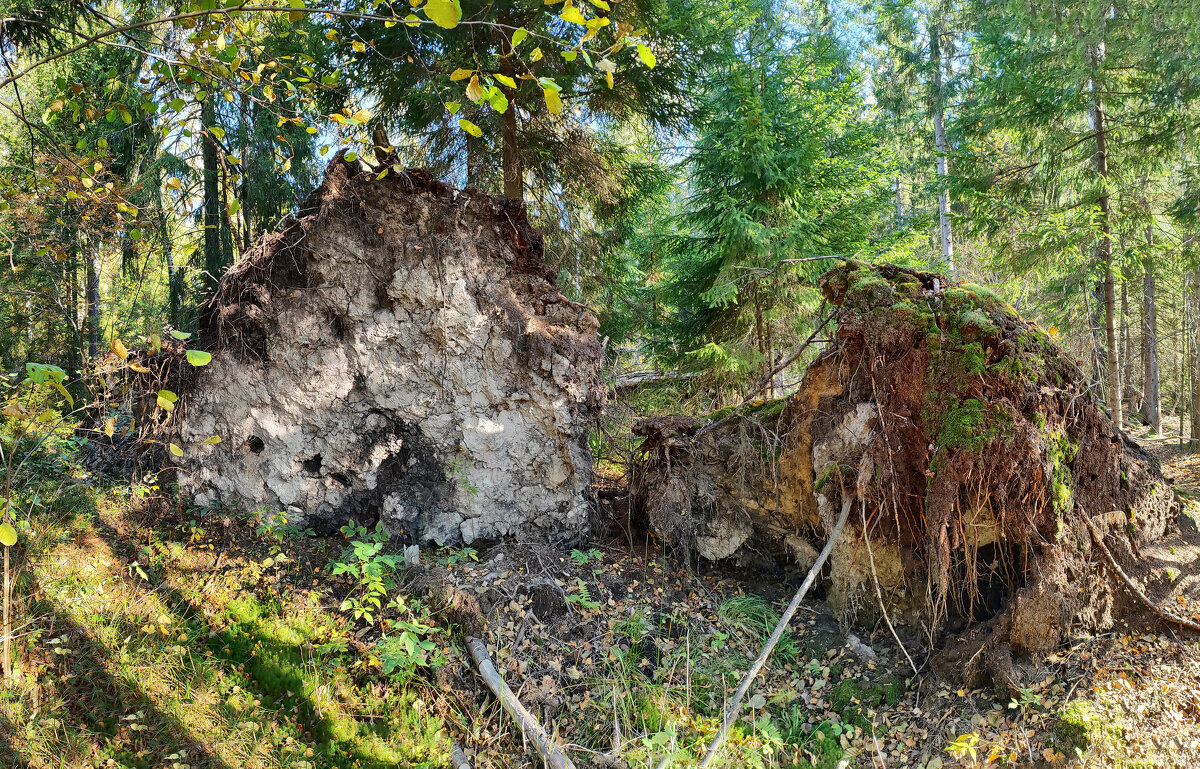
[691,498,853,769]
[1082,510,1200,633]
[465,635,577,769]
[450,742,473,769]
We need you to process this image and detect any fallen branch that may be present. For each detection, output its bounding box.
[697,308,835,438]
[1082,510,1200,632]
[450,742,473,769]
[694,498,853,769]
[465,636,577,769]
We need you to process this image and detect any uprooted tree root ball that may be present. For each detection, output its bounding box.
[631,261,1184,692]
[120,153,605,546]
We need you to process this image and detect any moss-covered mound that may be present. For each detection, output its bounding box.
[631,262,1181,688]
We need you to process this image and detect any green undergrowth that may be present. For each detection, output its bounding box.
[1051,698,1156,767]
[587,593,907,769]
[0,470,451,768]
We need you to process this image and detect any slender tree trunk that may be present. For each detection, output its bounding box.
[1191,271,1200,443]
[1121,279,1130,415]
[85,235,100,363]
[1183,278,1189,445]
[202,96,223,290]
[2,544,9,681]
[929,22,954,275]
[1142,233,1161,433]
[64,238,82,379]
[895,176,904,227]
[219,157,236,265]
[153,169,181,329]
[1090,55,1120,427]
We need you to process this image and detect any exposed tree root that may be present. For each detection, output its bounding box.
[465,636,576,769]
[632,262,1182,678]
[1082,510,1200,633]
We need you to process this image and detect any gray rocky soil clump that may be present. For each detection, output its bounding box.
[171,153,604,545]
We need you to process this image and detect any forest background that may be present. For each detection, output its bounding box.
[4,0,1199,438]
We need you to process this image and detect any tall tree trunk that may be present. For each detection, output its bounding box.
[64,238,82,379]
[153,168,181,328]
[1191,271,1200,443]
[1120,279,1130,414]
[1090,54,1120,427]
[929,22,954,275]
[895,176,904,227]
[499,53,522,200]
[1142,232,1161,433]
[85,235,100,364]
[202,96,223,291]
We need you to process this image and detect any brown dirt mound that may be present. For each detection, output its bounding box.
[631,261,1184,690]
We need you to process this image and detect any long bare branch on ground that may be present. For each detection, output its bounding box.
[681,497,853,769]
[465,635,577,769]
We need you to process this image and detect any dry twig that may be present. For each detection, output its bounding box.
[465,635,577,769]
[691,497,853,769]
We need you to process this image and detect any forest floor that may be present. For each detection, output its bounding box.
[2,437,1200,768]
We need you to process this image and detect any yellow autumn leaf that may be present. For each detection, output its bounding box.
[186,349,213,367]
[638,43,657,68]
[157,389,178,412]
[494,73,517,89]
[0,523,16,547]
[459,118,483,137]
[423,0,461,29]
[169,443,184,457]
[530,47,544,62]
[543,87,563,114]
[111,339,129,359]
[450,68,474,81]
[104,416,116,437]
[129,362,151,374]
[560,4,586,24]
[203,435,223,445]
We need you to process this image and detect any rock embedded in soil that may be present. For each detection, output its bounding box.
[172,153,603,545]
[631,261,1181,684]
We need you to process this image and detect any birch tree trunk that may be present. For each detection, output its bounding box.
[929,22,954,275]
